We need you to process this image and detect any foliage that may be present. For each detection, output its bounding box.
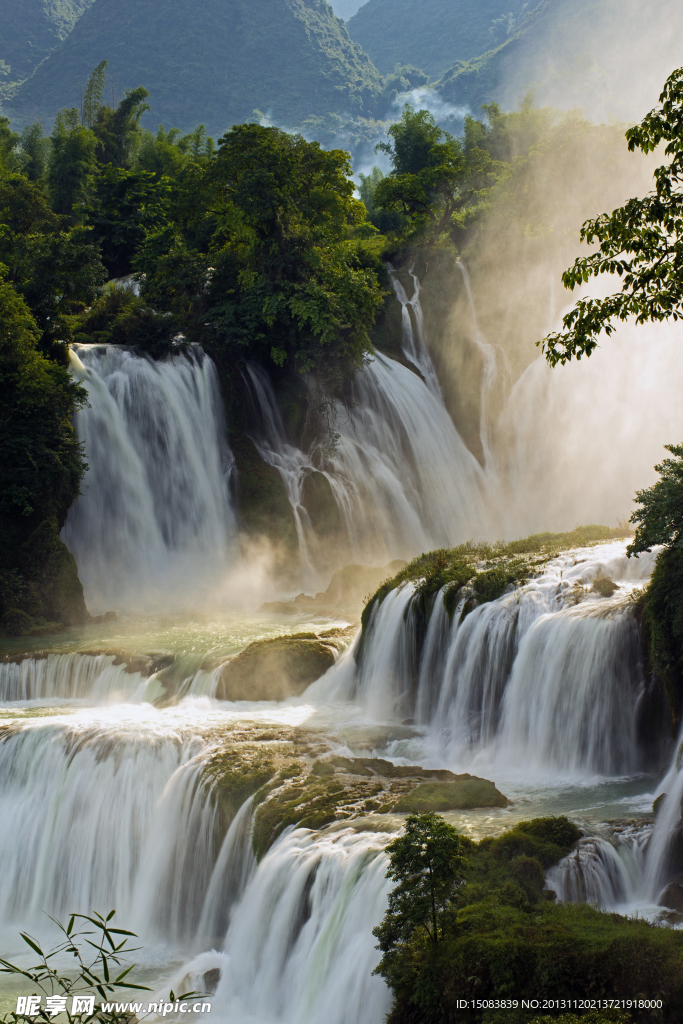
[362,525,628,630]
[0,276,86,526]
[627,444,683,556]
[639,547,683,736]
[137,123,385,386]
[0,910,202,1023]
[373,105,502,242]
[543,67,683,365]
[85,165,169,276]
[377,816,683,1024]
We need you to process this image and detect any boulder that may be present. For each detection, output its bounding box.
[393,775,510,812]
[215,632,340,701]
[658,882,683,913]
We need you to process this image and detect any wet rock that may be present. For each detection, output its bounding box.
[393,775,510,812]
[658,882,683,912]
[215,633,339,701]
[203,968,221,994]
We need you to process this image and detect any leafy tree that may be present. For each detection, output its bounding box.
[138,123,385,382]
[0,116,21,172]
[93,86,151,167]
[543,66,683,366]
[0,174,105,357]
[373,813,466,971]
[48,108,98,216]
[0,274,86,529]
[86,165,170,277]
[19,123,50,183]
[627,444,683,556]
[373,105,501,240]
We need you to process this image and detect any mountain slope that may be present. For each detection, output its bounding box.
[0,0,94,84]
[437,0,683,123]
[347,0,528,78]
[8,0,383,135]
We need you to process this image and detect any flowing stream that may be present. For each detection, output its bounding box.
[4,271,683,1019]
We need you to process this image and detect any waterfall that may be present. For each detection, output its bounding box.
[212,826,392,1024]
[63,345,237,612]
[0,653,155,703]
[386,263,442,396]
[547,831,648,907]
[0,716,223,942]
[317,541,658,775]
[245,351,493,567]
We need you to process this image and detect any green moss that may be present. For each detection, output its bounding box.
[362,525,628,633]
[252,775,346,860]
[393,776,509,812]
[215,632,337,701]
[203,748,277,831]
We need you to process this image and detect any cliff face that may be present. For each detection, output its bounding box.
[8,0,383,135]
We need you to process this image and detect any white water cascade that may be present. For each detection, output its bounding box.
[213,827,392,1024]
[319,542,658,775]
[386,264,442,397]
[0,717,226,943]
[63,345,237,611]
[246,352,494,570]
[547,829,648,908]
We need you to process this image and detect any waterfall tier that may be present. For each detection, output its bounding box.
[63,345,237,611]
[317,542,659,775]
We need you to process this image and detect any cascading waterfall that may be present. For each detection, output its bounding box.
[0,717,226,943]
[0,653,155,703]
[386,263,442,396]
[242,274,496,570]
[456,260,498,466]
[547,829,648,907]
[63,345,237,611]
[318,542,658,775]
[212,827,392,1024]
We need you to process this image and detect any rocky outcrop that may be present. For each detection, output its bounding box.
[214,629,352,701]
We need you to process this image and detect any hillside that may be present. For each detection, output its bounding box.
[7,0,383,135]
[328,0,366,20]
[0,0,93,86]
[437,0,683,123]
[346,0,528,78]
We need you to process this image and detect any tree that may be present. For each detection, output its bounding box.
[86,165,170,277]
[543,66,683,366]
[627,444,683,556]
[48,108,98,217]
[373,813,465,968]
[19,123,49,183]
[373,105,501,241]
[137,123,384,382]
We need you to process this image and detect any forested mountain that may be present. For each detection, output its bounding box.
[6,0,383,135]
[347,0,528,78]
[438,0,683,123]
[0,0,93,86]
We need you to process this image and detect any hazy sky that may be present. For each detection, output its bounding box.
[329,0,366,21]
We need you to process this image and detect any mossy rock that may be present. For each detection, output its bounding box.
[393,774,510,812]
[215,632,338,701]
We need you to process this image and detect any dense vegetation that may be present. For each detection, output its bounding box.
[374,813,683,1024]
